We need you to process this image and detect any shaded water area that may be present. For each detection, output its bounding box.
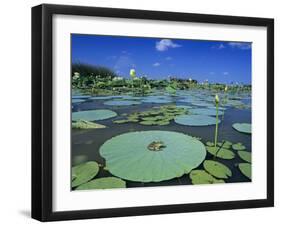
[72,90,252,189]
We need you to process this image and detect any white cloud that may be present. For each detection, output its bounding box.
[156,39,181,51]
[228,42,251,50]
[153,62,160,67]
[223,72,229,75]
[165,56,172,60]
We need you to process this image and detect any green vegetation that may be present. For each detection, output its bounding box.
[71,64,251,96]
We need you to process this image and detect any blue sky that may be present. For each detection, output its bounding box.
[72,34,252,84]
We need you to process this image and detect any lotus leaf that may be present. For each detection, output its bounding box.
[122,96,142,100]
[142,96,173,104]
[156,120,170,126]
[76,177,126,190]
[72,95,91,99]
[232,123,251,134]
[113,119,129,124]
[142,117,157,121]
[139,120,156,125]
[206,146,235,159]
[190,101,214,107]
[72,109,117,121]
[232,142,246,151]
[189,170,225,185]
[72,120,106,129]
[72,99,85,104]
[72,161,99,187]
[238,151,251,163]
[203,160,232,179]
[89,96,113,100]
[206,141,214,146]
[238,163,251,179]
[189,108,224,116]
[100,131,206,182]
[103,100,141,106]
[175,115,220,126]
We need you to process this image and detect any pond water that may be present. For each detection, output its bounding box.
[71,89,251,189]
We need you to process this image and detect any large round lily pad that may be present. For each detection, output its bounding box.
[104,100,141,106]
[206,146,235,159]
[72,109,117,121]
[203,160,232,179]
[232,123,251,134]
[76,177,126,190]
[72,161,99,187]
[189,108,224,116]
[175,115,220,126]
[238,151,251,163]
[238,163,251,179]
[189,170,224,185]
[100,131,206,182]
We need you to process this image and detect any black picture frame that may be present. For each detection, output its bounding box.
[32,3,274,222]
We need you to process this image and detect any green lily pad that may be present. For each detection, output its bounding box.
[220,140,232,149]
[203,160,232,179]
[232,123,251,134]
[72,120,106,129]
[113,119,129,124]
[72,95,91,99]
[189,170,224,185]
[72,99,85,104]
[76,177,126,190]
[206,141,214,146]
[238,163,251,179]
[206,146,235,159]
[190,101,214,107]
[232,143,246,151]
[89,96,113,100]
[100,131,206,182]
[238,151,251,163]
[72,161,99,187]
[175,115,220,126]
[139,120,156,125]
[103,100,141,106]
[72,109,117,121]
[156,120,170,126]
[189,108,224,116]
[142,96,173,104]
[142,117,157,121]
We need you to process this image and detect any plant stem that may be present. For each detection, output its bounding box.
[214,102,219,148]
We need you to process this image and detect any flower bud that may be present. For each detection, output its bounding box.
[215,94,220,104]
[130,69,136,78]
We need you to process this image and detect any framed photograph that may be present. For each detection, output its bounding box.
[32,4,274,221]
